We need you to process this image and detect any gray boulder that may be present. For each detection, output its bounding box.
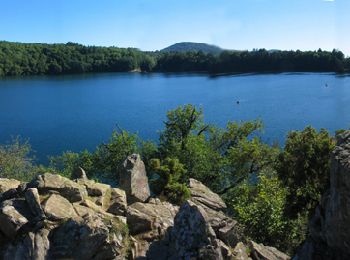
[147,200,225,260]
[127,199,178,236]
[0,178,21,193]
[295,131,350,259]
[3,229,50,260]
[42,194,78,221]
[107,187,127,216]
[29,173,87,203]
[0,199,32,239]
[188,178,227,211]
[119,154,150,203]
[24,188,45,219]
[249,241,290,260]
[188,178,244,248]
[48,214,128,259]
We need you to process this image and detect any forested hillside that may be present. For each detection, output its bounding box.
[161,42,223,54]
[0,41,349,76]
[0,41,156,76]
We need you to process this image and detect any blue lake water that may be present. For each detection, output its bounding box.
[0,72,350,163]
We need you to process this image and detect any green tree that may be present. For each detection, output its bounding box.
[149,157,190,204]
[94,129,138,179]
[230,170,288,250]
[276,127,335,219]
[0,138,39,181]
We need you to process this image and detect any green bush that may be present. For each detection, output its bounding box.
[0,137,41,181]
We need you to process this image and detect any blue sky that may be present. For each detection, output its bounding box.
[0,0,349,54]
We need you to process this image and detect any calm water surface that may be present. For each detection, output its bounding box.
[1,72,350,163]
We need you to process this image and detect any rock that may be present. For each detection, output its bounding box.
[73,203,96,217]
[0,178,21,193]
[76,178,112,210]
[295,131,350,259]
[127,201,178,237]
[233,242,251,260]
[0,199,31,238]
[25,188,45,219]
[77,178,110,197]
[188,178,227,211]
[249,241,290,260]
[107,188,127,216]
[217,239,235,260]
[119,154,150,203]
[48,214,128,259]
[71,166,88,180]
[3,229,50,260]
[188,178,244,248]
[42,194,77,220]
[168,200,218,259]
[29,173,87,203]
[130,236,150,259]
[217,217,245,248]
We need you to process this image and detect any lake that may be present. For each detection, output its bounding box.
[1,72,350,163]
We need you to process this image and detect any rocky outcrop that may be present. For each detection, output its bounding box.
[0,172,130,260]
[0,154,289,260]
[188,178,245,248]
[29,173,87,202]
[144,199,290,260]
[188,178,227,211]
[295,131,350,260]
[119,154,150,203]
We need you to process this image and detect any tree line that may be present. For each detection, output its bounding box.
[0,41,349,76]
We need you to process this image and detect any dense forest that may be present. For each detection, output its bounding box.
[0,104,338,254]
[0,41,349,76]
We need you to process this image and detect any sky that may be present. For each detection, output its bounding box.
[0,0,349,54]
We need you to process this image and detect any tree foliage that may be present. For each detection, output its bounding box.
[0,105,338,254]
[0,138,43,181]
[276,127,335,219]
[0,41,348,77]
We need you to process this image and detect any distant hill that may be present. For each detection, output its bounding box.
[161,42,223,54]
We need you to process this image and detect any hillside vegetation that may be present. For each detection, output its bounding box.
[0,41,349,76]
[161,42,223,54]
[0,104,337,255]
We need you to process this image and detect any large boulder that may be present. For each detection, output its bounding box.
[127,199,179,258]
[48,214,129,259]
[0,198,33,239]
[127,199,178,237]
[188,178,244,248]
[188,178,227,211]
[42,194,78,221]
[3,229,50,260]
[107,188,127,216]
[249,241,290,260]
[24,188,45,219]
[295,131,350,259]
[168,200,220,259]
[76,178,111,208]
[29,173,87,203]
[147,201,226,259]
[0,178,21,193]
[119,154,150,203]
